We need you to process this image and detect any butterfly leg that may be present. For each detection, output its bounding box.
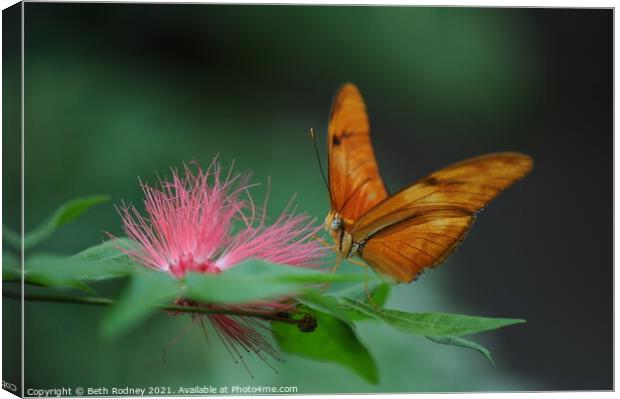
[361,265,381,309]
[347,257,368,268]
[344,257,380,308]
[333,252,369,273]
[332,252,344,273]
[313,234,337,251]
[312,234,343,272]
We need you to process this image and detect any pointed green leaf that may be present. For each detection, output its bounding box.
[325,271,385,299]
[24,255,94,291]
[183,272,300,304]
[341,298,525,336]
[102,270,178,339]
[23,195,109,249]
[297,285,390,326]
[427,335,495,366]
[183,259,366,305]
[2,225,21,250]
[324,276,392,321]
[24,247,137,290]
[272,309,379,384]
[69,238,139,278]
[102,259,366,338]
[370,283,391,307]
[298,291,354,327]
[224,259,368,284]
[3,251,21,281]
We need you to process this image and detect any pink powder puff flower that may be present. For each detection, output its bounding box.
[114,159,326,369]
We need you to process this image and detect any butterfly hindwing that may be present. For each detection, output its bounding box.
[361,209,474,283]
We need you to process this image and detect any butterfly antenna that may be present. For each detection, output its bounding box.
[309,128,330,193]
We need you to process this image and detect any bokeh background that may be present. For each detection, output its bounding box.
[2,4,612,393]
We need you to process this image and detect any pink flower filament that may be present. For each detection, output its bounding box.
[115,159,326,369]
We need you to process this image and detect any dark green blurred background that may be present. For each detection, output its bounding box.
[3,4,612,393]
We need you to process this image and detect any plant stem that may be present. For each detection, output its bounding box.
[2,290,299,325]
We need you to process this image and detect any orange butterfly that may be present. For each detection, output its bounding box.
[322,83,533,283]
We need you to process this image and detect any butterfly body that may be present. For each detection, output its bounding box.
[324,83,533,283]
[324,211,356,258]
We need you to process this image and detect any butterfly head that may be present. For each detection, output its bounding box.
[325,211,343,233]
[325,211,354,256]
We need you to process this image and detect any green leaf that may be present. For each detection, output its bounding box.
[297,285,390,326]
[341,298,525,336]
[183,259,366,305]
[272,309,379,384]
[70,238,139,277]
[298,291,354,327]
[102,258,366,338]
[324,277,393,322]
[23,195,109,250]
[3,251,21,281]
[183,272,300,304]
[325,271,385,299]
[370,283,391,307]
[24,242,137,290]
[426,335,495,366]
[24,255,94,291]
[102,270,178,339]
[2,225,21,250]
[224,259,368,284]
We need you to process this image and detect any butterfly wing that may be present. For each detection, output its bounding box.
[361,209,473,283]
[328,83,388,226]
[353,152,533,282]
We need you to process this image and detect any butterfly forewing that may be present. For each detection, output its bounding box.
[352,153,533,240]
[354,153,533,282]
[328,83,388,225]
